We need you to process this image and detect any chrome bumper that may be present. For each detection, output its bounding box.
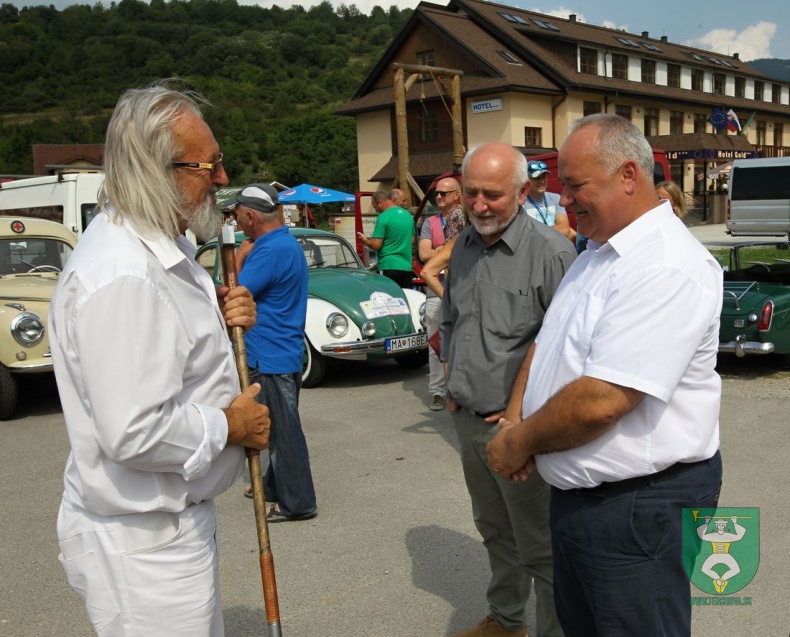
[719,334,775,357]
[320,333,427,356]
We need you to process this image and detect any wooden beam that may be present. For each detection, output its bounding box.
[392,63,464,77]
[393,67,413,210]
[451,75,465,170]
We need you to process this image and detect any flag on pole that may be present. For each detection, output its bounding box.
[741,111,757,136]
[707,107,728,131]
[726,109,741,133]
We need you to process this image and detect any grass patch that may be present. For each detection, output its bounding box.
[708,244,790,269]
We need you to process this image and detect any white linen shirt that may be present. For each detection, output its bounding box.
[524,202,723,490]
[50,211,245,516]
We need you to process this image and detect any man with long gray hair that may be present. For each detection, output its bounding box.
[50,82,271,636]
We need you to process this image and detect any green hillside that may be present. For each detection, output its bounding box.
[0,0,412,190]
[747,58,790,82]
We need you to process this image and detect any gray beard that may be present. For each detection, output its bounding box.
[470,206,518,237]
[182,197,223,243]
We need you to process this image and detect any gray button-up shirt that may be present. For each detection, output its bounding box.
[440,211,576,414]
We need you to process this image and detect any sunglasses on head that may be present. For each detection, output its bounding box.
[528,161,548,172]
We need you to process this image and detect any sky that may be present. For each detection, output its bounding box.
[8,0,790,61]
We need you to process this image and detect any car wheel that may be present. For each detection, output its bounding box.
[302,338,328,388]
[394,349,429,369]
[0,365,19,420]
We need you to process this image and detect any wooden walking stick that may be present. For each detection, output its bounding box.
[220,224,283,637]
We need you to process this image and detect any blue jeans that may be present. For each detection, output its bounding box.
[248,369,317,518]
[550,451,722,637]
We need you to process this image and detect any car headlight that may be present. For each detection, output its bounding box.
[362,321,376,337]
[326,313,349,338]
[11,312,45,347]
[419,302,427,329]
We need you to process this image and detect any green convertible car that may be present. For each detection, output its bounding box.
[196,227,428,387]
[719,241,790,364]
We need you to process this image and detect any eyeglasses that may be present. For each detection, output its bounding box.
[528,161,548,172]
[171,152,224,176]
[435,190,458,197]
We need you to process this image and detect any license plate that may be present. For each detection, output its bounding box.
[385,334,427,353]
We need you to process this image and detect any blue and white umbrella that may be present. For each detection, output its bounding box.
[278,184,354,205]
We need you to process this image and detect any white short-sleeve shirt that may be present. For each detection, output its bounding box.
[524,202,723,490]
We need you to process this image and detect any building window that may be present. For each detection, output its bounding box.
[774,123,783,146]
[497,11,528,25]
[754,81,764,101]
[615,104,632,120]
[417,50,434,67]
[644,107,659,136]
[713,72,726,95]
[735,77,745,98]
[641,59,656,84]
[583,101,602,116]
[694,113,707,133]
[524,127,542,146]
[670,110,684,135]
[667,63,680,88]
[772,83,781,104]
[756,121,766,145]
[611,53,628,80]
[496,50,522,65]
[419,110,439,142]
[692,69,704,92]
[580,47,598,75]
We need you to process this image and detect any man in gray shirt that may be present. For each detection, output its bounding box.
[440,143,574,637]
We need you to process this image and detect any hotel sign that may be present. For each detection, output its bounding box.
[471,98,503,114]
[665,149,759,160]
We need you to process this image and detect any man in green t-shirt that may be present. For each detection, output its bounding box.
[357,190,414,288]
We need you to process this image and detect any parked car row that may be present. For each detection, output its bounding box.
[196,227,428,388]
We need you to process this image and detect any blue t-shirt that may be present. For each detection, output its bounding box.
[238,226,308,374]
[523,191,564,227]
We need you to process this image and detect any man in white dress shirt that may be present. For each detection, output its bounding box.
[50,83,270,636]
[487,114,723,636]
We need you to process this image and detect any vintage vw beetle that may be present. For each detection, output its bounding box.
[196,227,428,387]
[719,241,790,363]
[0,218,76,419]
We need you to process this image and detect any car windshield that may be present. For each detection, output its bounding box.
[296,235,361,269]
[0,237,73,275]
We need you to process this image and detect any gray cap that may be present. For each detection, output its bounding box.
[235,183,279,213]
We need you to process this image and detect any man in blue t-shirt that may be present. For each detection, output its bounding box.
[522,160,575,242]
[235,183,317,522]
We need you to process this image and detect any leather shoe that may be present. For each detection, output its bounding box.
[450,615,526,637]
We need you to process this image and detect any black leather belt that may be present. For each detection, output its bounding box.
[571,456,715,498]
[465,408,499,419]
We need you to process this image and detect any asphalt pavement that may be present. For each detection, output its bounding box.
[1,317,788,636]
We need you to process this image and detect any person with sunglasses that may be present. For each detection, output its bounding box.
[418,177,464,411]
[522,160,575,242]
[49,82,270,636]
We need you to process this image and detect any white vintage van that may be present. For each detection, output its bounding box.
[0,170,104,239]
[726,157,790,237]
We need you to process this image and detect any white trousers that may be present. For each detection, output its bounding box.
[57,498,224,636]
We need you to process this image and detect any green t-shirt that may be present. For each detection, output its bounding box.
[371,206,414,271]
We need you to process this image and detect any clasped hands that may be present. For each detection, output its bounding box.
[485,412,536,482]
